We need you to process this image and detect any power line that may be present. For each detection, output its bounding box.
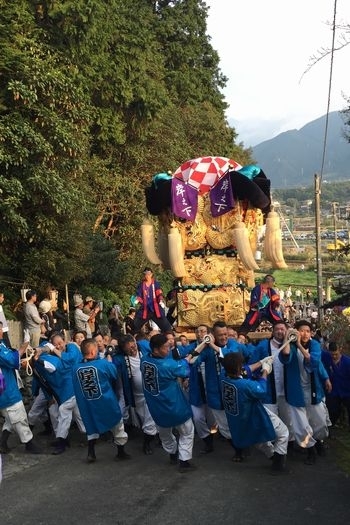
[319,0,338,186]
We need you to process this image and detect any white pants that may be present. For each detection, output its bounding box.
[191,404,216,439]
[48,401,59,435]
[265,395,294,441]
[28,389,49,425]
[289,402,329,448]
[1,400,33,444]
[56,396,86,439]
[211,408,231,439]
[255,407,289,457]
[88,419,128,446]
[134,396,157,436]
[158,418,194,461]
[25,329,41,348]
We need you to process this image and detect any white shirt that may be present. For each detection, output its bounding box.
[270,339,285,396]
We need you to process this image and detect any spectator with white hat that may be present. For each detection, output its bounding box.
[74,296,100,338]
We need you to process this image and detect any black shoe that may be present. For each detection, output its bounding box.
[271,452,289,474]
[52,438,67,455]
[200,434,214,454]
[169,452,178,465]
[231,451,244,463]
[38,420,53,436]
[25,440,42,454]
[142,433,154,455]
[315,440,326,457]
[304,446,316,465]
[178,460,197,473]
[50,438,70,448]
[287,441,295,455]
[87,439,97,463]
[115,445,131,460]
[0,429,11,454]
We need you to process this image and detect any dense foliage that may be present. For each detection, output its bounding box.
[274,181,350,207]
[0,0,252,310]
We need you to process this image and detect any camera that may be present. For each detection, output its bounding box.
[203,335,211,344]
[104,344,118,358]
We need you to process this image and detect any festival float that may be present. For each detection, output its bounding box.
[141,156,287,332]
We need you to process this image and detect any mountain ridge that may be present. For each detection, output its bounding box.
[252,111,350,189]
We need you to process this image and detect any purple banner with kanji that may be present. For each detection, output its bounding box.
[210,171,235,217]
[171,177,198,220]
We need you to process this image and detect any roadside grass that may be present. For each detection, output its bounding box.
[254,268,317,289]
[333,426,350,475]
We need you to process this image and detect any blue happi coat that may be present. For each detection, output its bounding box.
[112,351,136,408]
[196,340,253,410]
[34,343,82,405]
[141,353,191,427]
[0,341,21,409]
[73,358,122,435]
[322,351,350,398]
[248,338,278,404]
[279,339,325,407]
[222,374,276,448]
[137,339,151,356]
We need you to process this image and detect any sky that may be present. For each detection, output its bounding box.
[206,0,350,146]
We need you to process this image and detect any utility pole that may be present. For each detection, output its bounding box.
[315,174,324,322]
[332,201,338,258]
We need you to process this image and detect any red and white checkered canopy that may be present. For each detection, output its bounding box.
[172,156,242,194]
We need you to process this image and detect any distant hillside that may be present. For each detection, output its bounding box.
[273,180,350,207]
[252,111,350,189]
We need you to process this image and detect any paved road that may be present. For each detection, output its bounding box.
[1,428,350,525]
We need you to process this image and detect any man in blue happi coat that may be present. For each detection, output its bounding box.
[222,352,289,472]
[279,320,329,464]
[195,321,253,439]
[112,334,157,455]
[33,333,86,454]
[0,323,41,454]
[141,333,200,472]
[322,341,350,431]
[173,325,217,454]
[249,321,295,443]
[72,338,130,463]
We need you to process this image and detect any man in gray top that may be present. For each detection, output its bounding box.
[74,296,100,338]
[23,290,45,347]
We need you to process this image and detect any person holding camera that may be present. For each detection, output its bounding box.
[74,296,100,338]
[83,296,101,336]
[108,305,124,341]
[124,307,136,336]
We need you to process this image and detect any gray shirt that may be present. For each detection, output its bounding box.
[23,302,43,332]
[74,308,92,337]
[0,305,8,332]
